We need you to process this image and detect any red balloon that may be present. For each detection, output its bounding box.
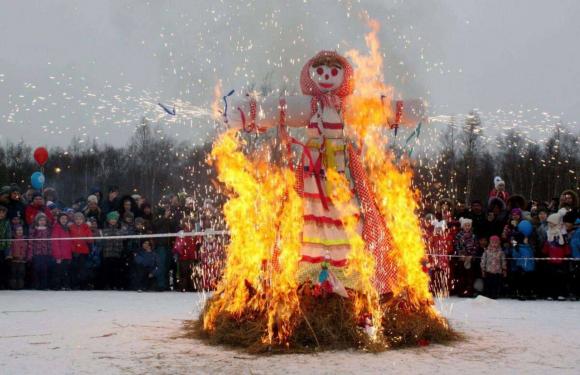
[33,147,49,166]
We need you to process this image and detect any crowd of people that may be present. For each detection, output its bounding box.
[423,176,580,301]
[1,176,579,300]
[0,184,226,292]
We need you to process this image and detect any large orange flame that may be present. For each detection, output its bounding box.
[345,19,433,310]
[204,18,437,347]
[204,129,303,344]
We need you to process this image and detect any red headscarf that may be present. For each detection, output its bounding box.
[300,51,354,113]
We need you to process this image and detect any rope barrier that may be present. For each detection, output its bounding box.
[427,253,580,261]
[0,230,229,242]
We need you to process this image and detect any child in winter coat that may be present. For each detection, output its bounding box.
[69,212,93,290]
[542,213,571,300]
[453,218,478,297]
[51,213,73,290]
[27,213,53,290]
[510,232,536,300]
[132,239,160,291]
[0,205,11,289]
[100,211,126,290]
[173,220,201,292]
[7,225,27,289]
[481,236,507,299]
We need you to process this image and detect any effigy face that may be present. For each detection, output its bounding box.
[308,61,344,93]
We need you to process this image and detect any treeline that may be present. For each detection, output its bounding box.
[0,121,216,206]
[413,112,579,206]
[1,115,578,208]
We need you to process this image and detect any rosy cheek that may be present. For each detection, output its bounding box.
[331,68,338,76]
[316,67,324,75]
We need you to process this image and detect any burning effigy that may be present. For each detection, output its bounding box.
[192,20,458,353]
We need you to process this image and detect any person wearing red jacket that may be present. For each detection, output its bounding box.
[24,192,55,229]
[542,213,571,300]
[51,213,73,290]
[173,220,201,292]
[69,212,93,290]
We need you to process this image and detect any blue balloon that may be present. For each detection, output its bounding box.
[31,171,45,190]
[517,220,533,237]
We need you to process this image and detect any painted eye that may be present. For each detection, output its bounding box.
[331,68,338,76]
[316,67,324,75]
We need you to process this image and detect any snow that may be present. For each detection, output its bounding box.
[1,291,579,374]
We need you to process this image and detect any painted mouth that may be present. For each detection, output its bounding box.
[319,83,334,89]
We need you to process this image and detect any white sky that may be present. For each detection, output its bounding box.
[1,0,578,147]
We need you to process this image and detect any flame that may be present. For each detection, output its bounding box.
[203,129,303,343]
[345,19,434,309]
[203,18,438,348]
[211,80,223,119]
[344,18,394,140]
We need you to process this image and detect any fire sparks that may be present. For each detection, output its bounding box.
[200,18,446,350]
[211,80,223,120]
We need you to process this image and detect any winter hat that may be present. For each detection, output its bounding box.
[131,194,141,202]
[459,217,473,228]
[87,195,98,204]
[0,186,11,196]
[510,208,522,217]
[494,176,505,189]
[489,235,501,244]
[34,212,48,226]
[106,211,120,222]
[47,201,57,210]
[547,213,562,225]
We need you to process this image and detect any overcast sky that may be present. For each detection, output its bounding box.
[1,0,579,148]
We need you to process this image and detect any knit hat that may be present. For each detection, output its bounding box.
[0,186,11,195]
[459,217,473,228]
[106,211,120,221]
[489,235,501,244]
[87,195,98,204]
[494,176,505,189]
[47,201,57,209]
[510,208,522,217]
[547,213,561,226]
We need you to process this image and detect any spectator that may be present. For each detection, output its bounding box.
[51,213,73,290]
[100,211,125,290]
[100,186,121,215]
[69,212,93,290]
[453,217,478,297]
[535,207,549,245]
[489,176,509,204]
[86,217,102,287]
[6,225,27,289]
[563,212,579,300]
[152,206,174,291]
[119,195,139,219]
[0,205,11,289]
[84,195,104,228]
[481,236,507,299]
[559,189,578,215]
[132,239,160,291]
[27,213,52,290]
[6,185,26,226]
[542,213,570,300]
[467,200,486,237]
[173,220,201,292]
[510,232,536,300]
[25,192,55,227]
[0,186,10,207]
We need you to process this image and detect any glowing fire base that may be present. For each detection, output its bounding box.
[191,289,457,353]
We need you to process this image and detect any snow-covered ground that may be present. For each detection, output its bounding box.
[1,291,579,375]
